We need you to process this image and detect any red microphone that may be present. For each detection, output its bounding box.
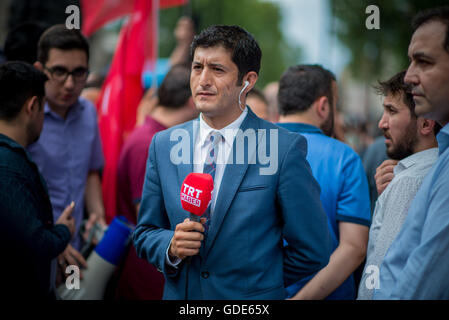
[180,173,214,222]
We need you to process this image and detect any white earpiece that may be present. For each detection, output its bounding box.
[238,81,250,111]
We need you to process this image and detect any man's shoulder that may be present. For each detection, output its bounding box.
[316,134,358,154]
[0,145,22,165]
[77,97,100,122]
[303,132,362,166]
[0,145,33,179]
[122,120,167,157]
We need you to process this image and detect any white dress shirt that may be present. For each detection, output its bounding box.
[194,108,248,213]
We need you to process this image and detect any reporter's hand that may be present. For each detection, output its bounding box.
[169,218,206,261]
[56,201,76,237]
[375,159,398,195]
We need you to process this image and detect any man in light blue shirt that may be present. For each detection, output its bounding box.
[28,26,105,281]
[373,6,449,299]
[278,65,371,300]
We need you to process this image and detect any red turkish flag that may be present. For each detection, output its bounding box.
[81,0,188,37]
[94,0,188,222]
[97,0,155,223]
[81,0,133,37]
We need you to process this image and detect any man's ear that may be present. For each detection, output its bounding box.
[24,96,39,116]
[34,61,44,71]
[243,71,258,93]
[418,118,436,136]
[314,96,330,120]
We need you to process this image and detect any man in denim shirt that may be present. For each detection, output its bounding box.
[0,62,75,299]
[374,6,449,299]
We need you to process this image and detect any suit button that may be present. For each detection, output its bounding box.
[201,271,209,279]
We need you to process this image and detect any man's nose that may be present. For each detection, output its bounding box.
[199,69,211,87]
[63,74,76,89]
[404,64,418,86]
[378,113,388,130]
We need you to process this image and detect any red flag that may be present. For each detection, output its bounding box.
[98,0,155,223]
[160,0,188,8]
[81,0,188,37]
[96,0,189,223]
[81,0,134,37]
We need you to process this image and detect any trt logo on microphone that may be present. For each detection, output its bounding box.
[181,183,203,207]
[180,173,214,217]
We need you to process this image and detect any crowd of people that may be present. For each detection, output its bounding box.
[0,5,449,300]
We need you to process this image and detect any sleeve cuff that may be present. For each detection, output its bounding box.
[336,214,371,227]
[165,236,182,268]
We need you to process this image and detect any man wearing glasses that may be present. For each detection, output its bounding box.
[29,25,105,288]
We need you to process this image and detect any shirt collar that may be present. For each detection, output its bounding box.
[44,98,85,120]
[0,133,33,163]
[437,123,449,156]
[276,122,324,135]
[394,147,439,174]
[199,107,248,148]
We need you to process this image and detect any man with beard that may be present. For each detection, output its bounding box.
[277,64,371,300]
[358,71,439,300]
[373,6,449,299]
[0,61,75,299]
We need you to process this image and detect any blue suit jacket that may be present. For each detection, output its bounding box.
[133,108,332,299]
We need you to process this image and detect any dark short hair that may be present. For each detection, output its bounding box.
[4,21,49,64]
[278,64,336,116]
[37,24,89,65]
[157,64,191,109]
[376,71,442,135]
[190,25,261,85]
[412,6,449,53]
[0,61,48,121]
[375,70,416,117]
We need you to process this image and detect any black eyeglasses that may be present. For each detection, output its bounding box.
[44,66,89,84]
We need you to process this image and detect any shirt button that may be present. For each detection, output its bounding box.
[201,271,209,279]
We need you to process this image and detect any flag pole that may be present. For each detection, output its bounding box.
[151,0,159,90]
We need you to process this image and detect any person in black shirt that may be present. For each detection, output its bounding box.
[0,61,75,299]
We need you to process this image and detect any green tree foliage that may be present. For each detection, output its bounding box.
[159,0,301,87]
[331,0,448,80]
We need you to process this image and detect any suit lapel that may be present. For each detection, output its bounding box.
[176,120,198,189]
[203,108,261,257]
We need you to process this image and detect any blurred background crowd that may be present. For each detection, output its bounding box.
[1,0,447,157]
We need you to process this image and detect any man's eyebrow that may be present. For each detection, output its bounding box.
[192,61,228,70]
[383,103,396,110]
[411,52,433,60]
[48,65,86,70]
[208,62,228,70]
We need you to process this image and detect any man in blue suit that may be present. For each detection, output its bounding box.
[133,25,332,300]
